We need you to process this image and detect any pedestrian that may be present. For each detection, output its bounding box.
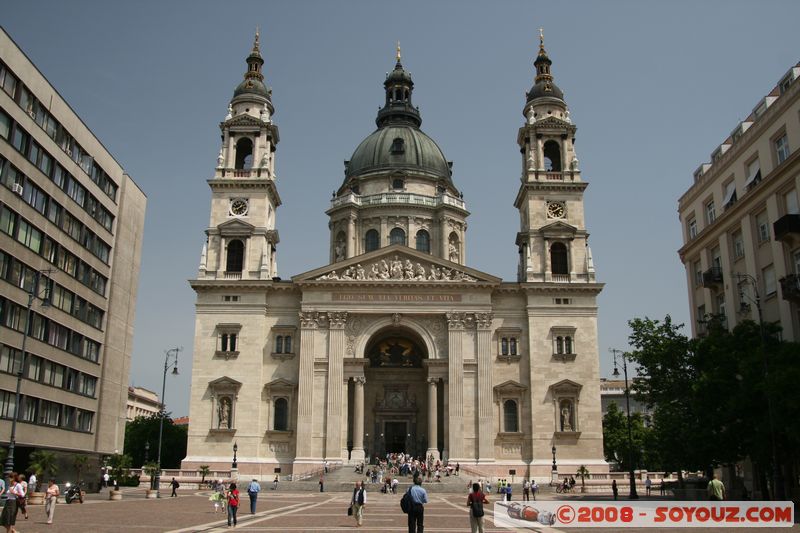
[351,481,367,527]
[210,490,224,513]
[170,477,180,497]
[226,482,240,527]
[319,475,324,493]
[506,483,512,501]
[407,474,428,533]
[645,477,651,497]
[523,479,530,501]
[247,478,261,514]
[27,473,36,494]
[467,482,489,533]
[324,460,329,474]
[2,472,22,533]
[273,475,279,491]
[102,472,109,488]
[531,479,538,501]
[15,474,27,520]
[707,473,725,501]
[611,480,618,500]
[44,479,59,525]
[455,462,460,476]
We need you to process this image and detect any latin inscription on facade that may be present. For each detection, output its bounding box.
[332,293,462,303]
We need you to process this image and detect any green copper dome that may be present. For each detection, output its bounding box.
[233,32,271,101]
[346,125,451,179]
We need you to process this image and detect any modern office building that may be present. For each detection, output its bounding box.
[126,386,162,421]
[678,62,800,338]
[184,33,606,480]
[0,27,146,461]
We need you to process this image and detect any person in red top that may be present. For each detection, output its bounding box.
[466,482,489,533]
[226,483,240,527]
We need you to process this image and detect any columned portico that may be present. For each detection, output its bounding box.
[426,377,439,460]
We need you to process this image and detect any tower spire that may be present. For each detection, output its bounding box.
[535,27,552,83]
[254,26,260,53]
[396,41,401,64]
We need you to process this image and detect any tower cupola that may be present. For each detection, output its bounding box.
[233,29,272,109]
[376,43,421,128]
[526,29,565,104]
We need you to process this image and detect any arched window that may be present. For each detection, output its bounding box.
[221,333,229,352]
[365,229,380,252]
[275,336,283,354]
[556,336,564,354]
[234,137,253,169]
[543,140,561,172]
[274,398,288,431]
[226,239,244,272]
[392,178,404,189]
[550,242,568,275]
[503,400,519,432]
[390,138,405,154]
[501,338,509,356]
[510,338,517,356]
[415,230,430,253]
[284,336,292,353]
[564,336,573,354]
[390,227,406,246]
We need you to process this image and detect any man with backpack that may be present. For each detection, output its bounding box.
[170,477,180,497]
[401,474,428,533]
[467,482,489,533]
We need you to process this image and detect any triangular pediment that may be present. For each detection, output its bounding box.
[532,116,577,131]
[549,379,582,394]
[223,113,267,128]
[540,220,577,239]
[292,244,501,284]
[264,378,297,393]
[208,376,242,392]
[493,380,528,398]
[217,218,255,236]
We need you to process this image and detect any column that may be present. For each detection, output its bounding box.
[341,378,350,460]
[535,137,544,171]
[380,217,388,247]
[295,312,319,460]
[446,313,464,460]
[426,377,439,460]
[346,215,356,258]
[560,135,568,173]
[544,238,551,281]
[475,313,495,463]
[325,312,348,460]
[440,217,449,258]
[351,376,366,462]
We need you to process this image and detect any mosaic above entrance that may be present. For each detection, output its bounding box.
[367,337,425,368]
[315,255,478,282]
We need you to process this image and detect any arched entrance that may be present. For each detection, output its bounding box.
[362,327,429,459]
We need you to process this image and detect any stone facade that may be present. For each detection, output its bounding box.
[184,34,606,480]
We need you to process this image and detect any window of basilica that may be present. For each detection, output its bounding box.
[271,325,297,361]
[215,323,241,360]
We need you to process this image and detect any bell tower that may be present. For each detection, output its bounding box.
[199,30,282,281]
[514,30,596,284]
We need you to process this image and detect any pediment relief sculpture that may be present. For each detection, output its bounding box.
[315,255,477,282]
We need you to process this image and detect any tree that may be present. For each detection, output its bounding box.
[576,465,589,493]
[28,450,58,482]
[73,454,89,484]
[108,453,132,487]
[123,414,187,469]
[199,465,210,486]
[143,461,160,491]
[602,403,651,470]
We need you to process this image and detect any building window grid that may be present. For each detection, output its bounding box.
[0,60,118,202]
[775,134,790,164]
[705,201,716,225]
[757,212,770,243]
[688,218,698,239]
[732,232,745,260]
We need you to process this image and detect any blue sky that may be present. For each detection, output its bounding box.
[4,1,798,417]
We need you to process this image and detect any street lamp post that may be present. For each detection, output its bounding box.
[155,347,181,498]
[551,445,558,484]
[611,348,639,499]
[232,442,238,469]
[144,441,150,464]
[3,270,52,486]
[736,273,783,500]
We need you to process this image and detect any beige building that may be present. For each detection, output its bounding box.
[678,62,800,338]
[0,28,146,459]
[599,378,651,425]
[126,386,161,420]
[184,34,606,480]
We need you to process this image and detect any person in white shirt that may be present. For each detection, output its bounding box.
[26,474,36,494]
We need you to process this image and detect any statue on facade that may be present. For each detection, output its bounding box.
[218,397,232,429]
[403,259,414,279]
[390,257,403,279]
[225,104,233,120]
[379,260,390,279]
[334,239,346,262]
[561,404,572,432]
[448,242,459,262]
[414,263,426,280]
[356,264,366,280]
[217,149,224,168]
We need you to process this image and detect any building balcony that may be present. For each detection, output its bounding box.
[702,267,723,288]
[779,274,800,303]
[530,170,577,182]
[216,167,271,179]
[329,191,465,211]
[774,214,800,246]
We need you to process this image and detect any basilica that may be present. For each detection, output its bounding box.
[183,32,606,479]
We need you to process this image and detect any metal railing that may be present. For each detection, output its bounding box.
[330,192,465,210]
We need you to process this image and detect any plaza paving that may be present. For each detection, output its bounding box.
[8,487,799,532]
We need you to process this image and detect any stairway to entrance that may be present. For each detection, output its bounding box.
[284,464,471,493]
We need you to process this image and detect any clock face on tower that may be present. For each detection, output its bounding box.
[230,198,249,217]
[546,201,566,219]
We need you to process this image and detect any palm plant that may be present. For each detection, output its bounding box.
[73,454,89,484]
[28,450,58,485]
[576,465,590,493]
[199,465,210,487]
[143,461,161,491]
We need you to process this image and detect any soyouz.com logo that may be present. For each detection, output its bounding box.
[493,501,794,528]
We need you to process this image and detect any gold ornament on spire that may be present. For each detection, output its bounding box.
[253,26,260,52]
[539,28,545,53]
[396,41,401,62]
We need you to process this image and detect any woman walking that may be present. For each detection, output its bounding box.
[226,482,240,527]
[15,475,27,520]
[44,479,59,525]
[2,473,23,533]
